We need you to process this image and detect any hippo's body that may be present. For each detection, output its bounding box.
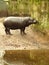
[3,16,38,35]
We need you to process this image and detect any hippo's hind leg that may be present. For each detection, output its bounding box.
[5,28,11,35]
[20,27,26,35]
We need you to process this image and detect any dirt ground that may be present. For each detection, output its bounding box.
[0,17,49,50]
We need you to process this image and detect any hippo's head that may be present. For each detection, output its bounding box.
[28,18,39,24]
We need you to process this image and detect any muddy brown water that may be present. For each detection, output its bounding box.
[0,50,49,65]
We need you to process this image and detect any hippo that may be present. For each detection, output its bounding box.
[3,16,38,35]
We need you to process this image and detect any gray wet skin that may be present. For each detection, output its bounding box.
[3,17,38,35]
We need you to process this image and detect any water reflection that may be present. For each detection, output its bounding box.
[0,50,49,65]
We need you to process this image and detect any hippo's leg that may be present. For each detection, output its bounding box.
[5,28,11,35]
[20,28,26,35]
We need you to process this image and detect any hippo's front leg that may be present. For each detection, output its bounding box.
[20,27,26,35]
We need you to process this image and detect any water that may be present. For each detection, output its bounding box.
[0,50,49,65]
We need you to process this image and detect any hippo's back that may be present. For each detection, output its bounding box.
[4,16,30,23]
